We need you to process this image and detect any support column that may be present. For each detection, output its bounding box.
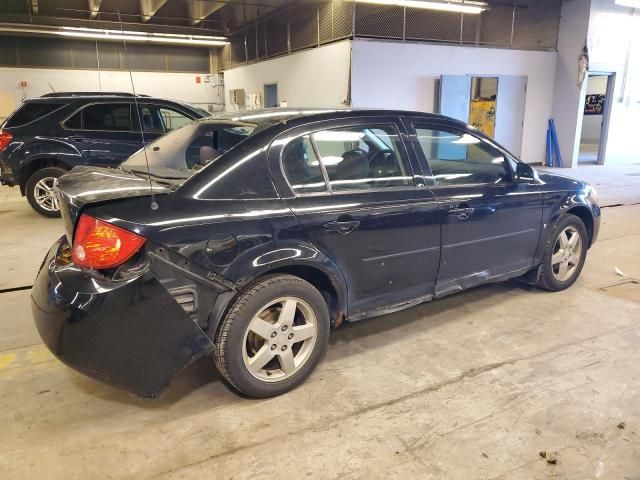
[550,0,591,167]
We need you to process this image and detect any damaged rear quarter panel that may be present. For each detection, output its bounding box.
[84,194,348,336]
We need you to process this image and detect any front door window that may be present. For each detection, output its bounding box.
[414,127,510,185]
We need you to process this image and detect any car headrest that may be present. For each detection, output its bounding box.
[337,149,369,180]
[369,151,399,178]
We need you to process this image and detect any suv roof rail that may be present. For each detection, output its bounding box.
[40,92,150,98]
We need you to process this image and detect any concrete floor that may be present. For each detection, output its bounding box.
[1,164,639,479]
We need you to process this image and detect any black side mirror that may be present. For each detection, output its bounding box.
[515,163,536,183]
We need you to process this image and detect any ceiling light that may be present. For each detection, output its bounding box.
[57,27,227,46]
[614,0,640,7]
[0,23,227,47]
[353,0,488,14]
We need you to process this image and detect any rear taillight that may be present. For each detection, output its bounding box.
[0,131,12,152]
[72,214,145,269]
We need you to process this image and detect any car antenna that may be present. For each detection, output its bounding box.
[117,10,158,211]
[48,82,55,93]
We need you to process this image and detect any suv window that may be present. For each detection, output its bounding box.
[81,103,132,131]
[159,107,193,131]
[313,125,412,192]
[138,104,193,133]
[414,127,510,185]
[138,104,165,133]
[5,102,67,128]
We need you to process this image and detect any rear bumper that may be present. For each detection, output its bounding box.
[0,165,19,186]
[31,236,215,397]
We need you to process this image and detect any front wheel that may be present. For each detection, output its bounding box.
[213,275,330,398]
[25,167,67,217]
[537,214,588,291]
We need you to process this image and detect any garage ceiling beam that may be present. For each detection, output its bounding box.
[187,0,226,26]
[140,0,169,22]
[88,0,102,19]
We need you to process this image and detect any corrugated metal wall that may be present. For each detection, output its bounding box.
[221,0,561,70]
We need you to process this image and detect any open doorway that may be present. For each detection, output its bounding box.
[468,77,498,137]
[439,74,527,157]
[578,73,615,165]
[264,83,278,108]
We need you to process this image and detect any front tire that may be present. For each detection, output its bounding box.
[537,214,588,291]
[25,167,67,217]
[213,275,330,398]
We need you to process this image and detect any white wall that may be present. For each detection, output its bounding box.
[586,0,640,165]
[350,39,557,164]
[222,40,351,111]
[0,67,224,120]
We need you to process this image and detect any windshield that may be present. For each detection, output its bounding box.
[121,121,256,172]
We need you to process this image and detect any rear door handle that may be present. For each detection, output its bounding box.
[322,220,361,234]
[448,207,475,220]
[69,136,85,142]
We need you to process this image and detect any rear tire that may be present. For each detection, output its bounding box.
[213,274,330,398]
[25,167,67,217]
[536,214,588,291]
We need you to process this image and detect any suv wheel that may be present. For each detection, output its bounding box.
[214,275,330,398]
[25,167,67,217]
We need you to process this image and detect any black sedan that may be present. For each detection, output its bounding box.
[31,109,601,398]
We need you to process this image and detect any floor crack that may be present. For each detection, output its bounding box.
[149,323,640,478]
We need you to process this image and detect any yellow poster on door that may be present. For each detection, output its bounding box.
[469,99,496,138]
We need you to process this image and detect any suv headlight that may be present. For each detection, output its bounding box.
[586,184,598,203]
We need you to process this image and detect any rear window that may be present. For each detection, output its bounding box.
[5,102,67,128]
[122,121,256,171]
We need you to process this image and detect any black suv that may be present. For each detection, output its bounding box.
[0,92,209,216]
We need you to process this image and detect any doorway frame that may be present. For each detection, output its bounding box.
[263,83,278,108]
[580,72,615,165]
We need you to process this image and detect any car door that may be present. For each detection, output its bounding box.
[63,102,142,167]
[269,117,441,319]
[404,118,542,297]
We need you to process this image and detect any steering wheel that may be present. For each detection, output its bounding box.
[367,148,396,187]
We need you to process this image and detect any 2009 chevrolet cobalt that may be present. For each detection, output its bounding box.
[31,109,600,398]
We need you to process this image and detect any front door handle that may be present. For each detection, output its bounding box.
[448,206,475,220]
[323,219,361,234]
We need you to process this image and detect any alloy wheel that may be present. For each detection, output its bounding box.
[33,177,59,212]
[551,226,583,282]
[242,296,318,382]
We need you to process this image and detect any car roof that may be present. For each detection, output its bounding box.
[202,107,468,131]
[40,92,148,98]
[20,94,206,115]
[23,94,194,106]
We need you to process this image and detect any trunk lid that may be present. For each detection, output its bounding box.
[54,166,171,240]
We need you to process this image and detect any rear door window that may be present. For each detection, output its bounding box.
[312,125,413,192]
[81,103,132,131]
[5,102,67,128]
[138,104,165,133]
